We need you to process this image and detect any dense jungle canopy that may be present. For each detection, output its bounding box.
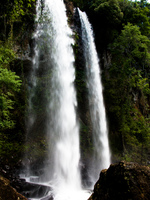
[0,0,150,167]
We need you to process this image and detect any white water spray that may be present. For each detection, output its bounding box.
[78,8,111,184]
[45,1,89,199]
[24,0,110,199]
[24,0,90,199]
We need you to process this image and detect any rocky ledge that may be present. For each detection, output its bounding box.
[89,161,150,200]
[0,176,27,200]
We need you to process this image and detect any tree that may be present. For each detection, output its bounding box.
[0,43,23,163]
[0,67,22,130]
[0,0,36,41]
[104,22,150,162]
[111,23,150,71]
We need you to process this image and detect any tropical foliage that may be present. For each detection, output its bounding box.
[0,0,35,164]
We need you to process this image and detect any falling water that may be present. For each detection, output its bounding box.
[24,0,90,198]
[24,0,110,199]
[43,1,89,199]
[78,8,111,184]
[46,0,80,189]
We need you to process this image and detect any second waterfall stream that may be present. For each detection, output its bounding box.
[78,8,111,185]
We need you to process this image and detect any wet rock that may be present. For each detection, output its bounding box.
[64,0,74,16]
[64,0,74,25]
[0,176,27,200]
[89,161,150,200]
[19,180,51,199]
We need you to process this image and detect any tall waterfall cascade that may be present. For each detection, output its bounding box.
[23,0,90,200]
[78,8,111,185]
[23,0,111,200]
[45,0,85,199]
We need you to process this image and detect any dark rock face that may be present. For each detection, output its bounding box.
[89,161,150,200]
[0,176,27,200]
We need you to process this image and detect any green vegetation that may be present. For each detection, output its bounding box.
[103,1,150,164]
[0,44,24,164]
[0,0,36,165]
[0,0,36,41]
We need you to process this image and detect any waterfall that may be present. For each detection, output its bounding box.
[23,0,110,199]
[33,0,89,199]
[78,8,111,185]
[45,0,81,196]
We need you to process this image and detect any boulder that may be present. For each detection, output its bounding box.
[0,176,27,200]
[89,161,150,200]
